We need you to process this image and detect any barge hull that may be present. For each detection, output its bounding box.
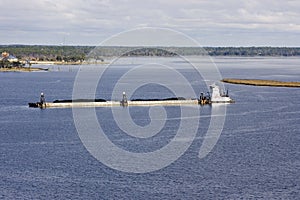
[29,100,200,108]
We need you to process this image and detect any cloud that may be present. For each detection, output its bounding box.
[0,0,299,46]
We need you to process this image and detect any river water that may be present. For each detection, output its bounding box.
[0,57,299,199]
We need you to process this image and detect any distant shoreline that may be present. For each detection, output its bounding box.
[222,78,300,87]
[1,46,300,65]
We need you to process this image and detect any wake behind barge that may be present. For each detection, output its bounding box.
[29,84,234,109]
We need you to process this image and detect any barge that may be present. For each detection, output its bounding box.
[28,84,234,108]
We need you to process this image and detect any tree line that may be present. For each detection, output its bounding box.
[1,45,300,62]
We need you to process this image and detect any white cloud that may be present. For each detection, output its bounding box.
[0,0,299,46]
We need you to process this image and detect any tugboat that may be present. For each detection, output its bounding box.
[210,84,235,103]
[199,84,234,105]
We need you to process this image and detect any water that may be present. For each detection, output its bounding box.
[0,57,299,199]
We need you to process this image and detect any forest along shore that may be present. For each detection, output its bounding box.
[222,78,300,87]
[1,46,300,63]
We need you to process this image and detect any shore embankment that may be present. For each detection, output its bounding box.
[0,67,48,72]
[222,78,300,87]
[20,61,108,65]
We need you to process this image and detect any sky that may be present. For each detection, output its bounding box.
[1,0,299,46]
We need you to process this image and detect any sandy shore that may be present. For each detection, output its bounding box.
[0,67,48,72]
[222,78,300,87]
[21,61,109,65]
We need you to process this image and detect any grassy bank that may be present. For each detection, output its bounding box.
[0,67,48,72]
[222,78,300,87]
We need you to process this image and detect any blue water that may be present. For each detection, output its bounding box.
[0,57,299,199]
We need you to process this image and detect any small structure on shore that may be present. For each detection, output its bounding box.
[0,51,23,68]
[0,51,49,72]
